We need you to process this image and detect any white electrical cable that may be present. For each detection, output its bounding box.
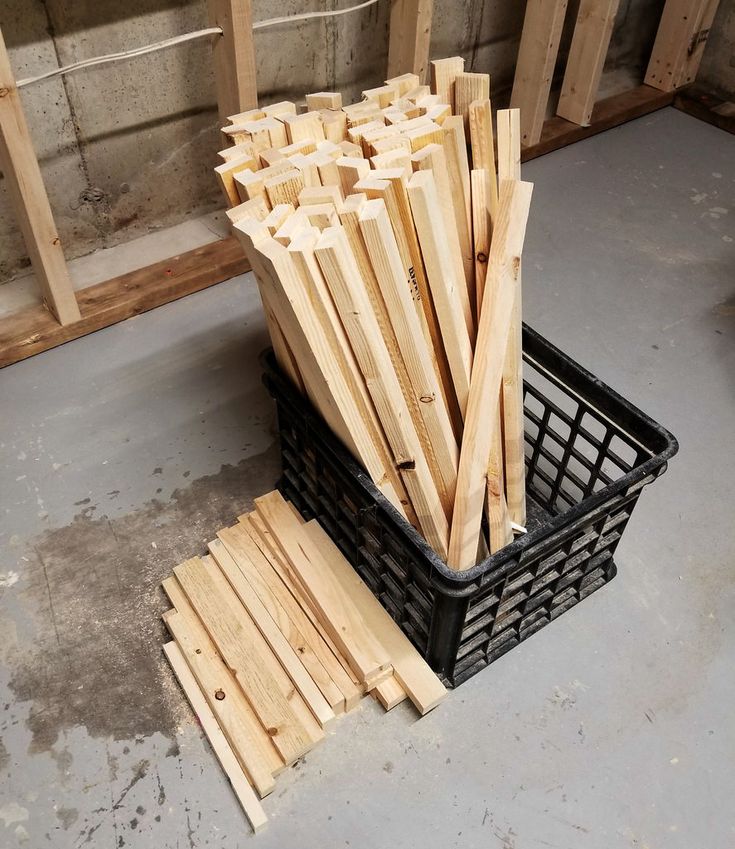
[16,0,382,89]
[253,0,380,29]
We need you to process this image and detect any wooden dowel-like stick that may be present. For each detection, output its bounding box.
[448,179,533,571]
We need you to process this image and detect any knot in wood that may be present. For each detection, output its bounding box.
[214,688,226,701]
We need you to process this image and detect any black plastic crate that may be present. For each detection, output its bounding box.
[261,324,678,687]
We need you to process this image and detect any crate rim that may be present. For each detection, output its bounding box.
[261,323,678,590]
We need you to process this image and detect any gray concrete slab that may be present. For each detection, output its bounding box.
[0,106,733,848]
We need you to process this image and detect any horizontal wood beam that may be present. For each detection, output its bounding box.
[521,85,675,162]
[0,237,249,368]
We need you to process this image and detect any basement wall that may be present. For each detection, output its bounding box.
[0,0,728,286]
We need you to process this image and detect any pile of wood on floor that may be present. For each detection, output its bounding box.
[217,57,534,572]
[162,489,447,833]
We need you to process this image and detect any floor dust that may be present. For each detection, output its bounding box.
[6,441,281,753]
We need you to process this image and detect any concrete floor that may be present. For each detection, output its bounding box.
[0,107,733,848]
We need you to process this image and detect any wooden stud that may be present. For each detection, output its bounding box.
[448,179,534,571]
[387,0,434,83]
[497,109,526,530]
[471,170,491,319]
[304,520,447,714]
[163,642,268,831]
[206,540,336,730]
[207,0,258,121]
[0,28,80,325]
[263,100,297,118]
[263,204,295,236]
[218,139,258,162]
[255,491,394,687]
[161,577,282,794]
[280,111,325,143]
[314,226,450,557]
[402,121,444,152]
[407,171,474,418]
[321,109,348,142]
[298,184,345,211]
[645,0,722,91]
[363,83,401,108]
[227,107,265,123]
[557,0,621,126]
[511,0,569,147]
[430,56,465,108]
[359,198,459,515]
[453,72,490,133]
[373,675,408,710]
[442,116,474,317]
[226,195,270,225]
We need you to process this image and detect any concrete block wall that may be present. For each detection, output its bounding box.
[0,0,729,286]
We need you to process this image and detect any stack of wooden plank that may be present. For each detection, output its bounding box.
[216,57,534,573]
[162,489,447,833]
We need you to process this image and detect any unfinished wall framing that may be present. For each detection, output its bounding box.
[0,0,724,368]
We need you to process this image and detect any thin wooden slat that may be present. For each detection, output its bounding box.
[358,197,459,516]
[442,116,474,316]
[255,491,394,688]
[373,675,408,710]
[468,99,499,219]
[645,0,722,91]
[313,226,450,557]
[510,0,570,147]
[556,0,621,127]
[497,108,527,530]
[0,27,80,325]
[448,180,534,571]
[240,513,365,695]
[287,226,416,520]
[453,72,490,134]
[174,556,321,763]
[207,0,258,121]
[407,170,474,418]
[234,220,407,515]
[161,577,282,795]
[430,56,465,109]
[387,0,434,83]
[218,523,359,712]
[206,542,336,730]
[163,642,268,832]
[304,520,447,714]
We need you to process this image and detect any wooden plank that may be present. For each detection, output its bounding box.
[0,237,249,369]
[161,577,282,794]
[373,675,408,710]
[497,108,527,530]
[510,0,569,147]
[448,180,534,571]
[673,83,735,134]
[174,556,321,763]
[243,512,366,694]
[468,99,499,218]
[336,156,371,196]
[287,226,415,520]
[430,56,465,108]
[556,0,621,126]
[214,154,258,206]
[163,641,268,832]
[235,220,407,515]
[217,523,358,712]
[314,226,450,557]
[407,170,474,418]
[387,0,434,83]
[453,72,490,134]
[255,491,394,688]
[206,541,336,730]
[304,520,447,714]
[305,91,343,110]
[358,197,459,516]
[521,85,674,161]
[0,27,80,325]
[442,116,474,310]
[645,0,722,91]
[207,0,258,121]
